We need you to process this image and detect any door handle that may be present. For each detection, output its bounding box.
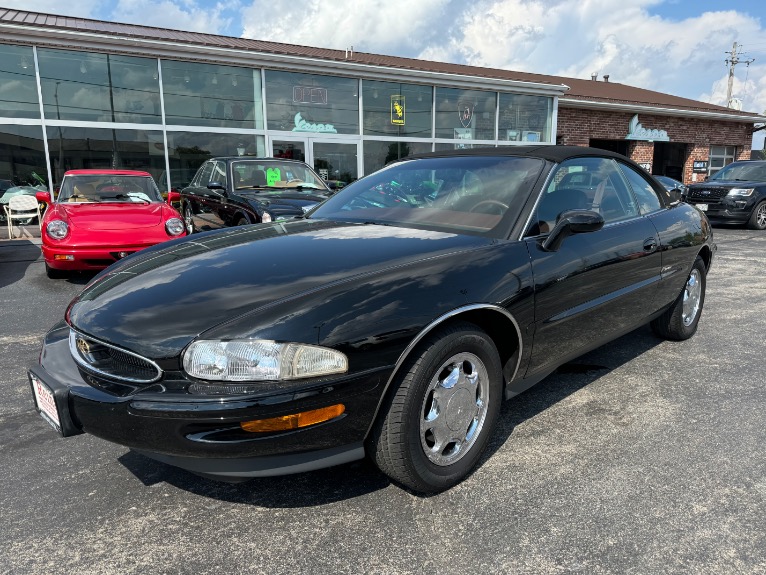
[643,238,658,253]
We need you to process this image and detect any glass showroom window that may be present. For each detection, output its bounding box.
[0,45,40,119]
[265,70,359,134]
[46,127,166,186]
[38,49,161,124]
[434,88,496,142]
[162,131,266,192]
[498,94,552,143]
[708,145,737,176]
[0,125,48,189]
[162,60,263,129]
[362,81,432,138]
[363,140,432,174]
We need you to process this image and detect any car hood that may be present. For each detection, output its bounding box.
[239,189,329,213]
[66,220,491,359]
[689,180,764,189]
[59,203,167,230]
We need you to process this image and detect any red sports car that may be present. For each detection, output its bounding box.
[37,170,186,278]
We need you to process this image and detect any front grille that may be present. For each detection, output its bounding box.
[687,187,729,202]
[69,329,162,384]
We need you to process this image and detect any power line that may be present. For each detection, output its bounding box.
[725,41,755,108]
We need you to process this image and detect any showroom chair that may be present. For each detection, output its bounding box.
[4,194,42,239]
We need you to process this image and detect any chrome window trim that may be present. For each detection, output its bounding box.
[69,328,163,384]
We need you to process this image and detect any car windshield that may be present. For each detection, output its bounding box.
[57,175,163,203]
[709,162,766,182]
[231,160,327,190]
[309,155,545,237]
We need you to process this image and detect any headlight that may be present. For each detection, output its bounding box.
[261,212,273,223]
[46,219,68,239]
[727,188,755,197]
[183,340,348,381]
[165,217,185,236]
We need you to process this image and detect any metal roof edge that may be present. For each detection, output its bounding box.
[560,97,766,123]
[0,23,569,96]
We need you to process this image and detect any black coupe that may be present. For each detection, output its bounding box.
[29,146,714,493]
[180,157,332,233]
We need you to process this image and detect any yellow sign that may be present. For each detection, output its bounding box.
[391,95,405,125]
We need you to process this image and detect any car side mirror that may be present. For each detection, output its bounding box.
[166,191,181,203]
[36,191,52,204]
[542,209,604,252]
[207,182,226,192]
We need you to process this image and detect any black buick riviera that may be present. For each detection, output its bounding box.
[29,146,715,493]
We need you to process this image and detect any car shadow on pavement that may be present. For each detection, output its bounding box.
[118,450,391,506]
[118,324,663,505]
[0,239,41,289]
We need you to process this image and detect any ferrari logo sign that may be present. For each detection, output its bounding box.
[458,101,475,128]
[391,95,405,125]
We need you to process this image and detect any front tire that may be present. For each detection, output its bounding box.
[183,203,196,234]
[368,321,502,493]
[45,263,65,279]
[651,255,706,340]
[746,201,766,230]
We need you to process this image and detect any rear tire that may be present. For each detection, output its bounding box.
[746,201,766,230]
[368,321,502,493]
[651,256,706,340]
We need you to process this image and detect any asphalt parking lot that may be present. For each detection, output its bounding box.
[1,226,764,575]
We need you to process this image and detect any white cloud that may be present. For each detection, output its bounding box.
[111,0,235,34]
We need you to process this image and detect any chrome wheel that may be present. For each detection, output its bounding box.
[756,203,766,229]
[419,352,490,466]
[183,204,194,234]
[682,268,702,326]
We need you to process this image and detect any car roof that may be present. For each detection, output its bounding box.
[210,157,310,165]
[63,169,153,177]
[404,145,639,164]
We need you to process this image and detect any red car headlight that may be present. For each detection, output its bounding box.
[165,217,184,236]
[46,219,68,240]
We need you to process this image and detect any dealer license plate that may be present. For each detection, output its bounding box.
[30,374,62,434]
[696,203,708,211]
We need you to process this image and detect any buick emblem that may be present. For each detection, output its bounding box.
[702,191,711,195]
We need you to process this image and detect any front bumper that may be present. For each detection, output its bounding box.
[29,324,388,478]
[686,198,756,224]
[41,243,155,270]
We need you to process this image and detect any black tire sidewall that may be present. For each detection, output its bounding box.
[398,326,503,491]
[669,256,706,339]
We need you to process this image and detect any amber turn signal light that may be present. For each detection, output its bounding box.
[240,404,345,433]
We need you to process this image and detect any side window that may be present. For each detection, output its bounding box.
[194,162,214,187]
[619,163,663,214]
[213,161,227,187]
[528,157,637,236]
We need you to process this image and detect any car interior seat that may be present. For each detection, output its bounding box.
[251,170,267,187]
[70,183,97,202]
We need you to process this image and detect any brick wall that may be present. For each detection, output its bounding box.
[557,107,754,183]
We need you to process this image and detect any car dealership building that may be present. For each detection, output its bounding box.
[0,8,763,193]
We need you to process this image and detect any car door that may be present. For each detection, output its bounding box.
[193,160,227,230]
[523,157,663,377]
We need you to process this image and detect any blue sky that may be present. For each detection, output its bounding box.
[5,1,766,146]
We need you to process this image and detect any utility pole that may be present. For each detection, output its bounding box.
[725,42,754,108]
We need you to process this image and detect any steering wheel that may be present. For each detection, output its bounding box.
[469,199,509,214]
